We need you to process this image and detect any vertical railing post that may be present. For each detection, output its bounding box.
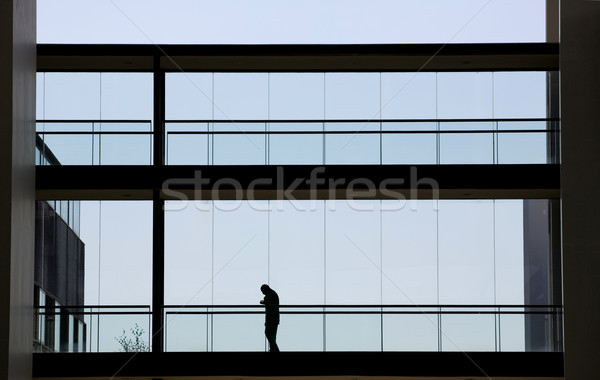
[152,52,166,353]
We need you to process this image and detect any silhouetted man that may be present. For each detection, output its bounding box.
[260,284,280,352]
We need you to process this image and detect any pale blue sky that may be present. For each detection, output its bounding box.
[37,0,546,44]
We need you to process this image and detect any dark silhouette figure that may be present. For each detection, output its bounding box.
[260,284,280,352]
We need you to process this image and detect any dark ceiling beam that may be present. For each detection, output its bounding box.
[37,43,559,72]
[35,164,560,200]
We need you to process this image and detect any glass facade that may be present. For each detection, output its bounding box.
[36,71,558,166]
[34,68,561,353]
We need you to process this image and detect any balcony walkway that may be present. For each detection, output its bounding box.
[33,351,563,379]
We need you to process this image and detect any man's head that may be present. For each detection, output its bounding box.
[260,284,270,294]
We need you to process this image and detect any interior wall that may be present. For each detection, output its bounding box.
[560,0,600,378]
[0,0,37,379]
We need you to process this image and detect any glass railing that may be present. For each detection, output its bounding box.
[33,304,562,353]
[163,304,562,353]
[35,119,559,166]
[166,119,560,165]
[33,305,151,353]
[36,120,153,165]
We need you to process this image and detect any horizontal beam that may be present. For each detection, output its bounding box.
[37,43,559,72]
[32,352,564,378]
[35,164,560,200]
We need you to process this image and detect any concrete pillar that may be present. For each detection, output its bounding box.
[560,0,600,378]
[0,0,37,379]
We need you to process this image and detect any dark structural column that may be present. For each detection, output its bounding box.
[152,54,166,352]
[0,0,37,378]
[561,0,600,378]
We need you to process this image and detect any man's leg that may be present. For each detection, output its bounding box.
[265,324,280,352]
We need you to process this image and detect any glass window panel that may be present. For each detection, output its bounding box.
[213,135,265,165]
[440,133,493,164]
[165,201,213,305]
[166,73,213,120]
[97,122,152,132]
[44,72,100,120]
[325,200,381,304]
[497,132,547,164]
[383,313,439,351]
[99,134,152,165]
[495,200,525,305]
[100,73,153,120]
[440,121,494,131]
[212,313,264,351]
[166,123,209,165]
[167,134,209,165]
[494,72,547,118]
[326,313,381,351]
[165,313,208,352]
[437,72,493,119]
[498,120,547,131]
[269,201,325,304]
[381,72,436,119]
[269,73,325,120]
[382,201,438,304]
[79,201,152,305]
[269,134,323,164]
[277,313,323,351]
[499,312,525,351]
[212,202,268,305]
[97,313,150,352]
[325,123,380,164]
[325,73,380,119]
[382,134,437,164]
[438,201,495,304]
[441,313,496,351]
[213,73,268,120]
[40,134,93,165]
